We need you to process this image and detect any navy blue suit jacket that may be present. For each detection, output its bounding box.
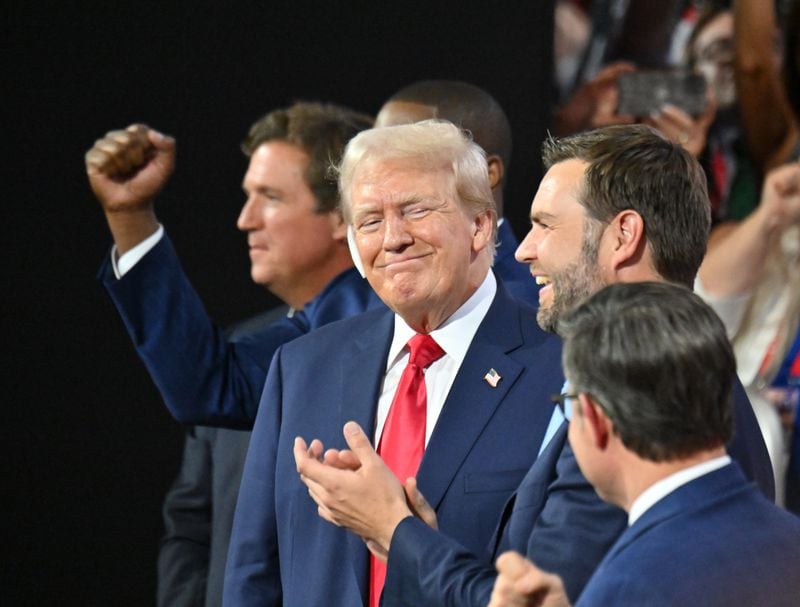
[494,220,540,307]
[578,463,800,606]
[223,283,564,606]
[382,377,775,605]
[99,234,382,427]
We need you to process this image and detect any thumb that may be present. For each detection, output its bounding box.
[495,551,531,581]
[342,421,377,461]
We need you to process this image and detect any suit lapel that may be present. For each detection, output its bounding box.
[339,309,394,444]
[416,287,526,510]
[340,309,394,605]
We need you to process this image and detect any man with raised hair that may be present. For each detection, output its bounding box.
[224,120,563,605]
[294,124,774,606]
[375,79,540,304]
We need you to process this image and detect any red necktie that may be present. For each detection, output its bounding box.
[369,333,445,607]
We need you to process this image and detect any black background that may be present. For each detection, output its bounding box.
[6,2,553,604]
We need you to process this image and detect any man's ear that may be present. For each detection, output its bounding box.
[579,394,611,451]
[471,209,495,252]
[329,211,348,241]
[486,155,504,191]
[607,210,645,272]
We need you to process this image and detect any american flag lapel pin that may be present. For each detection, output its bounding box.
[484,368,501,388]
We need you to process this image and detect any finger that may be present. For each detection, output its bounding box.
[595,61,636,82]
[364,538,388,563]
[323,448,361,470]
[308,439,325,459]
[404,478,437,529]
[342,421,378,462]
[658,104,693,130]
[107,128,150,173]
[293,436,311,471]
[85,147,114,175]
[294,437,327,477]
[316,503,339,526]
[495,551,531,582]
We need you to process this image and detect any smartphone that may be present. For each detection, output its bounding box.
[617,70,708,117]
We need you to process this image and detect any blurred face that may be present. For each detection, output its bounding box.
[516,160,605,334]
[692,12,736,108]
[237,141,342,306]
[375,100,437,127]
[349,158,492,332]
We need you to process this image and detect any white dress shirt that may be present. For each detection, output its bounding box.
[373,270,497,446]
[110,224,164,278]
[627,455,732,526]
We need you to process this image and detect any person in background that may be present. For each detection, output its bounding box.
[85,102,379,605]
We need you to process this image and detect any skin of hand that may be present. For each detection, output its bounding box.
[643,92,717,158]
[554,62,637,135]
[757,161,800,229]
[700,162,800,296]
[85,124,176,253]
[302,437,439,563]
[488,551,571,607]
[293,421,415,552]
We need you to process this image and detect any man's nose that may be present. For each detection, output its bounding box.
[382,215,414,250]
[237,197,260,232]
[515,229,538,263]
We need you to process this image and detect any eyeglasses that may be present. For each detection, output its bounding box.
[550,392,579,415]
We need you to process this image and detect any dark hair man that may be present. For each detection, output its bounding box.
[489,282,800,607]
[85,102,380,605]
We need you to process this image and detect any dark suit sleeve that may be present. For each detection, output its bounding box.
[223,349,284,606]
[157,427,213,607]
[98,235,304,427]
[382,517,497,607]
[523,435,627,604]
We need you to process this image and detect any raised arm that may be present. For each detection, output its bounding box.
[734,0,799,172]
[85,124,174,253]
[698,162,800,298]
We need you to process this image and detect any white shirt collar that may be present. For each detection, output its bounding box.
[386,270,497,370]
[628,455,732,526]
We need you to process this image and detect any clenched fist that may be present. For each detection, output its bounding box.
[85,124,176,253]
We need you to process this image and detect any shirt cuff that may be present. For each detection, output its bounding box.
[111,224,165,279]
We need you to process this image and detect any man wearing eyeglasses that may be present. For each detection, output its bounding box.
[488,282,800,607]
[294,124,774,606]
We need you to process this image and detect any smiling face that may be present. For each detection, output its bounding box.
[348,158,493,332]
[516,159,607,334]
[237,141,345,307]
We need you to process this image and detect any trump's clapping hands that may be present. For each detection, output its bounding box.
[294,421,415,555]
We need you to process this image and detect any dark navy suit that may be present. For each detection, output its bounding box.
[99,234,382,427]
[381,377,775,605]
[494,220,540,307]
[223,282,564,606]
[577,463,800,606]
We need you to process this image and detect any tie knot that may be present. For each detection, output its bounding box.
[407,334,445,369]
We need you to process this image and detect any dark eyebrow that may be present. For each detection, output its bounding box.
[243,185,283,197]
[531,211,557,223]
